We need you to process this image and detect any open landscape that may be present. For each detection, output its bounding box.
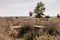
[0,17,60,40]
[0,0,60,40]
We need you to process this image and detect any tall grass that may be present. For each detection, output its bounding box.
[45,19,60,35]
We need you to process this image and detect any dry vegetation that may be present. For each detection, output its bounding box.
[0,17,60,40]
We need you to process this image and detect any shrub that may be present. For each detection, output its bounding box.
[17,24,32,38]
[45,15,50,18]
[45,19,60,35]
[47,26,57,35]
[17,24,40,40]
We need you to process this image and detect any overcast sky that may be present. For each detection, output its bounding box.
[0,0,60,17]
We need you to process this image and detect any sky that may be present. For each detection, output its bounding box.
[0,0,60,17]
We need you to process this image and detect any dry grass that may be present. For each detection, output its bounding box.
[37,35,60,40]
[0,17,60,40]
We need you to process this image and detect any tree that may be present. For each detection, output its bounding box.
[57,14,60,18]
[29,12,33,17]
[34,2,45,18]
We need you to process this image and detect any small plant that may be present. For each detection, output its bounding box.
[47,26,55,35]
